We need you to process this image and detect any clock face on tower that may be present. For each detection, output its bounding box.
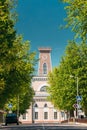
[42,55,47,60]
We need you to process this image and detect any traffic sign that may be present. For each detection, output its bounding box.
[8,104,12,108]
[73,103,78,108]
[78,104,82,109]
[76,96,82,101]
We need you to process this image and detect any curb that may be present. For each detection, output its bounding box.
[76,122,87,126]
[68,121,87,126]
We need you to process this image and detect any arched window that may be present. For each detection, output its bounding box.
[43,63,47,74]
[40,86,47,92]
[44,103,48,107]
[34,104,38,107]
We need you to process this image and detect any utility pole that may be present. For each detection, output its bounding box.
[70,75,79,118]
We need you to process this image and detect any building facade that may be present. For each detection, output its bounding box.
[19,47,67,123]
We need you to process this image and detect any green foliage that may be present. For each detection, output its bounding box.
[51,0,87,115]
[60,0,87,42]
[48,41,87,112]
[5,86,34,114]
[0,0,16,105]
[0,0,37,113]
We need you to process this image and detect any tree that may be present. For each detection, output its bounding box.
[0,0,16,92]
[0,0,36,113]
[0,0,17,107]
[48,0,87,115]
[60,0,87,42]
[48,41,87,114]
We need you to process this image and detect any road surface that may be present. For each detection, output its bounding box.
[1,123,87,130]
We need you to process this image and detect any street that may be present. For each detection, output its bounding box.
[1,123,87,130]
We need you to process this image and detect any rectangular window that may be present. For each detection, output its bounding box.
[43,63,47,74]
[44,112,48,119]
[54,112,57,119]
[22,113,26,119]
[35,112,38,119]
[61,112,64,117]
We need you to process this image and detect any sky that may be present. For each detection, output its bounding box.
[16,0,74,67]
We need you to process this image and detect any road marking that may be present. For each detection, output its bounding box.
[42,123,45,130]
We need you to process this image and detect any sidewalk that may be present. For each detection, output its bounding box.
[68,121,87,126]
[0,123,5,127]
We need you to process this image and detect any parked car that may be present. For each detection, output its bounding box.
[5,113,19,125]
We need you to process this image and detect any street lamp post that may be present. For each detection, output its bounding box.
[17,95,19,118]
[76,77,79,119]
[70,75,79,118]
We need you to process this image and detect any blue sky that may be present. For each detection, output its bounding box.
[16,0,74,67]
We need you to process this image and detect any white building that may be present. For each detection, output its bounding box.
[19,47,67,124]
